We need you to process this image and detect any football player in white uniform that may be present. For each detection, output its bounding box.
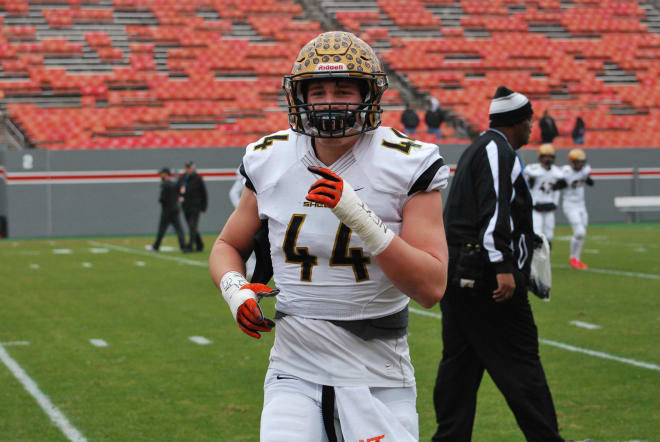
[524,143,564,247]
[209,31,450,442]
[561,148,594,269]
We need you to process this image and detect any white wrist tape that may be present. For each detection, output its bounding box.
[220,271,255,321]
[332,181,395,256]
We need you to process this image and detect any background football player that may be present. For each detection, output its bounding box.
[209,31,450,442]
[524,143,565,247]
[561,148,594,269]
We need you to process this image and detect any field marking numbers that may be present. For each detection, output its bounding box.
[0,343,88,442]
[52,249,73,255]
[0,341,30,346]
[90,241,206,267]
[189,336,212,345]
[89,339,108,347]
[409,308,659,372]
[570,320,602,330]
[552,264,660,281]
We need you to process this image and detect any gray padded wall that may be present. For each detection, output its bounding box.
[0,145,658,238]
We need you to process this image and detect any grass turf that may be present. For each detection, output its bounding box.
[1,224,658,441]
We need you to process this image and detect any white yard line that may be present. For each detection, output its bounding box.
[409,308,659,372]
[0,341,30,346]
[89,339,108,347]
[570,320,602,330]
[189,336,212,345]
[89,241,206,267]
[89,245,659,372]
[552,264,660,280]
[539,339,660,371]
[0,344,87,442]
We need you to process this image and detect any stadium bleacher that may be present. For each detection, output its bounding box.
[0,0,658,149]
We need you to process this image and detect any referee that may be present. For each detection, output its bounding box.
[432,87,569,441]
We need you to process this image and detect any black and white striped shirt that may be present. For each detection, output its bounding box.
[444,129,534,275]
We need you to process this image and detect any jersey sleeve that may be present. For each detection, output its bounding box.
[241,129,293,194]
[360,127,449,197]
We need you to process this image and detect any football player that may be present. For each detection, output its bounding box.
[524,143,565,247]
[561,148,594,269]
[209,31,450,442]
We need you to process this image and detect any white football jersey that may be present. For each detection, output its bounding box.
[561,164,591,206]
[241,127,448,388]
[242,126,449,321]
[524,163,563,205]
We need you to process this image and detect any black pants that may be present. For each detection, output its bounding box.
[432,280,563,442]
[153,209,185,251]
[183,210,203,251]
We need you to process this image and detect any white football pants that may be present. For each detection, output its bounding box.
[563,204,588,260]
[532,210,556,242]
[260,369,418,442]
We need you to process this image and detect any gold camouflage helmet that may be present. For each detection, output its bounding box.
[283,31,388,137]
[568,148,586,162]
[538,143,555,157]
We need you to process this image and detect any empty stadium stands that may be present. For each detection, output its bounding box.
[0,0,658,149]
[323,0,660,148]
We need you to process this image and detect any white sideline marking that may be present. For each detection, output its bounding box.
[0,343,87,442]
[144,244,175,252]
[135,261,146,267]
[634,247,647,253]
[570,320,601,330]
[89,339,108,347]
[409,308,659,371]
[89,248,108,254]
[0,341,30,346]
[189,336,212,345]
[95,244,659,371]
[552,264,660,280]
[81,262,92,268]
[29,264,40,270]
[91,241,206,267]
[53,248,72,255]
[539,339,660,371]
[409,307,442,319]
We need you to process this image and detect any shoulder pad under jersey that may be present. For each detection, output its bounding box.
[242,129,299,194]
[355,127,449,196]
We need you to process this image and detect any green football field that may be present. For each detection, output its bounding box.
[1,224,658,442]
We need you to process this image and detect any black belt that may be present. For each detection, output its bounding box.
[275,306,409,341]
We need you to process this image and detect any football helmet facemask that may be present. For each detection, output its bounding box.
[283,31,388,138]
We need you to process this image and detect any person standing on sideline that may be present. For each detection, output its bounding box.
[524,143,565,248]
[209,31,450,442]
[178,161,207,252]
[152,167,186,252]
[561,148,594,270]
[401,103,420,135]
[432,86,571,442]
[572,116,586,145]
[539,109,559,143]
[425,96,445,140]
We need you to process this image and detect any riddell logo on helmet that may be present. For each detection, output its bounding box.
[316,63,347,71]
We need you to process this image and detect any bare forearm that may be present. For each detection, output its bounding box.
[375,236,447,308]
[209,236,247,289]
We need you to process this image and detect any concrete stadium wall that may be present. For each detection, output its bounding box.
[0,144,658,239]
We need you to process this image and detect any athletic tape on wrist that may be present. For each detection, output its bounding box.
[332,182,395,256]
[220,271,254,320]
